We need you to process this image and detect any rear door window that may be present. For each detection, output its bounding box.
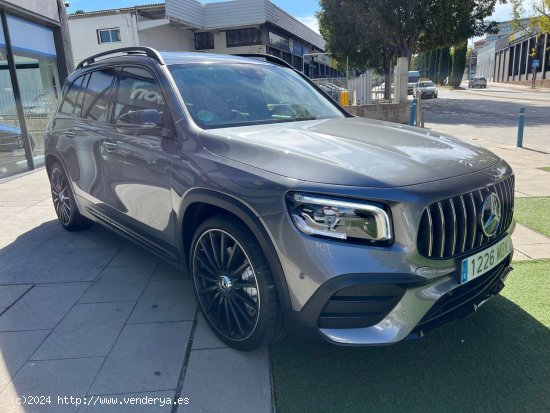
[81,68,117,122]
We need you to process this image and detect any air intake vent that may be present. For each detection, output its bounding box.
[318,284,405,329]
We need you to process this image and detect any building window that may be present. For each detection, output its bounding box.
[195,32,214,50]
[97,28,121,44]
[226,28,262,47]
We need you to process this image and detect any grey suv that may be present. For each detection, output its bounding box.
[45,47,515,350]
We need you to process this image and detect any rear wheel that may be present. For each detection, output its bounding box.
[190,215,282,350]
[49,162,91,231]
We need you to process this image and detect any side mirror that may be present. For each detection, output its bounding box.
[116,109,163,134]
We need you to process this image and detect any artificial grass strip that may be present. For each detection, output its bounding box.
[272,260,550,413]
[514,197,550,237]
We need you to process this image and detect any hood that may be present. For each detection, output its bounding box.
[199,117,501,188]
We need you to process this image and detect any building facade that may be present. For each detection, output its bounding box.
[493,28,549,84]
[476,42,497,81]
[68,0,340,78]
[0,0,72,179]
[474,17,550,85]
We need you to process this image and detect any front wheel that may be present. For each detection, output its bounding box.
[190,215,282,351]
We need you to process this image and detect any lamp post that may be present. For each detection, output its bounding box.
[302,52,331,77]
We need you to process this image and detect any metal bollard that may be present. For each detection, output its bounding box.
[517,107,526,148]
[410,98,417,126]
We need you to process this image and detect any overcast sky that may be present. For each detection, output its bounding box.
[66,0,529,35]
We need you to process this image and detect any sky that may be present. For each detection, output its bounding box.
[66,0,529,35]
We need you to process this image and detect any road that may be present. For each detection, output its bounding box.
[421,82,550,153]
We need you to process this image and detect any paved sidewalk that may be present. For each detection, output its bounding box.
[0,170,273,413]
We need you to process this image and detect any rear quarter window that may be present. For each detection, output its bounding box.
[81,68,117,122]
[60,75,86,116]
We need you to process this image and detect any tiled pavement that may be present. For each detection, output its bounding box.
[0,171,273,413]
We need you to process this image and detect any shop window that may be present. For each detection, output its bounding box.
[7,15,61,169]
[97,28,121,44]
[195,32,214,50]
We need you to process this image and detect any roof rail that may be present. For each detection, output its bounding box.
[235,53,297,72]
[76,47,165,69]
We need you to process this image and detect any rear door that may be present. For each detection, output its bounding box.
[99,66,175,254]
[52,69,116,210]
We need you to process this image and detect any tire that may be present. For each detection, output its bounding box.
[190,214,283,351]
[49,161,92,231]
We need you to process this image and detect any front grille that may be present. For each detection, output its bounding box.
[318,284,405,329]
[417,175,514,259]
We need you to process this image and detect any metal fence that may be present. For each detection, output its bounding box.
[313,73,411,106]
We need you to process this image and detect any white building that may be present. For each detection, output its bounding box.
[68,0,340,78]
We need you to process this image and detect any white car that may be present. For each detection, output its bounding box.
[414,81,438,99]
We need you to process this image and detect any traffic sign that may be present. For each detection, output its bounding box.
[532,59,540,68]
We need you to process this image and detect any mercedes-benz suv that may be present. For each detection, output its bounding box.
[45,47,515,350]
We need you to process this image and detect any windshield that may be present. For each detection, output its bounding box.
[419,82,435,87]
[168,63,344,129]
[408,74,420,83]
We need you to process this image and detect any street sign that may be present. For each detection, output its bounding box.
[532,59,540,68]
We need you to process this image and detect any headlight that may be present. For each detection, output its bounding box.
[285,192,392,244]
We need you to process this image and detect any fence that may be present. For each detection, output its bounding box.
[313,73,411,106]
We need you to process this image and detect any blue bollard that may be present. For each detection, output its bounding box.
[410,98,417,126]
[517,107,526,148]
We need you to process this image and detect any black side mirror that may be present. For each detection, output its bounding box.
[116,109,163,134]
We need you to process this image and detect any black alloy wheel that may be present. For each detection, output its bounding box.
[190,215,282,350]
[49,162,91,231]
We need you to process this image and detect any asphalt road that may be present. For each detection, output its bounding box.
[421,82,550,153]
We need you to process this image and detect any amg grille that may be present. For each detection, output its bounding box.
[417,175,514,259]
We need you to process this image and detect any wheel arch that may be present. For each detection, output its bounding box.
[177,189,292,313]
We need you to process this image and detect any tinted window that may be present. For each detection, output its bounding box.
[81,69,116,122]
[195,32,214,50]
[60,75,86,115]
[113,67,165,122]
[169,63,344,129]
[226,28,262,47]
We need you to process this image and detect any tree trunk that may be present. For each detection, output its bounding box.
[451,45,467,88]
[383,54,392,100]
[438,48,451,85]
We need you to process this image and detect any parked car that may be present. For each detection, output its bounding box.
[0,124,23,151]
[414,80,438,99]
[469,77,487,88]
[46,47,515,350]
[0,124,34,152]
[407,70,421,94]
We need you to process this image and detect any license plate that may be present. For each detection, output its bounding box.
[460,235,512,284]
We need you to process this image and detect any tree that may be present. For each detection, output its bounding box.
[318,0,503,95]
[528,0,550,33]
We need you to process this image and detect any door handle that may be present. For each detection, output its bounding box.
[66,130,76,139]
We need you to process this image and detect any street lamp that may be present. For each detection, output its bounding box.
[302,52,331,77]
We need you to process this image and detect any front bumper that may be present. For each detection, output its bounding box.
[284,254,513,346]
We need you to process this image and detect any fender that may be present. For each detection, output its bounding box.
[176,188,293,315]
